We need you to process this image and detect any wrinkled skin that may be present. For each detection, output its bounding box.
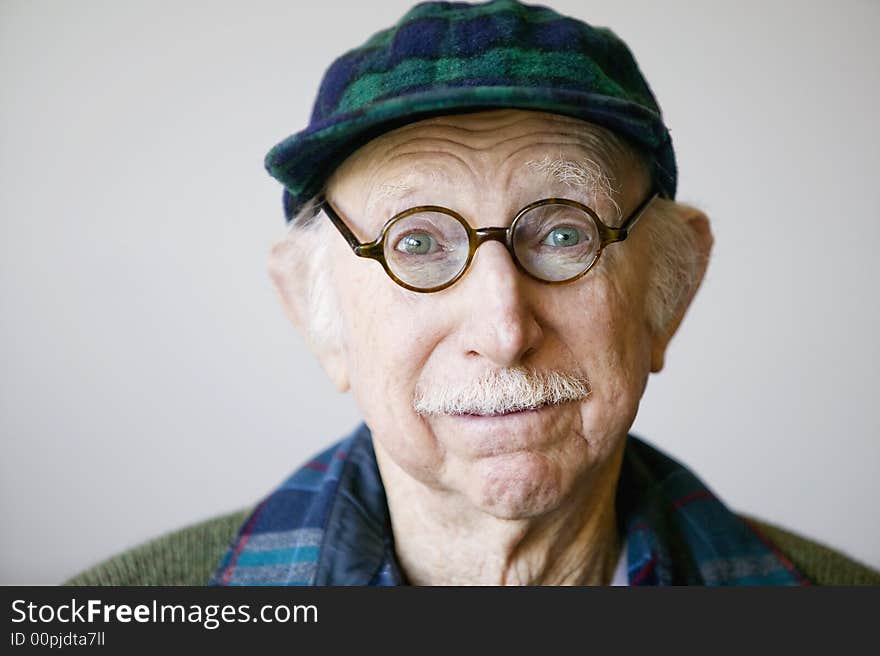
[271,109,712,584]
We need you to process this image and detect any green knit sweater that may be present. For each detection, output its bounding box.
[65,509,879,586]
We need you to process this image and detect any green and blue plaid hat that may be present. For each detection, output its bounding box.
[268,0,677,221]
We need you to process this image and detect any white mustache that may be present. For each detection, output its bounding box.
[413,367,591,417]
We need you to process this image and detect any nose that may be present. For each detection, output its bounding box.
[458,241,544,367]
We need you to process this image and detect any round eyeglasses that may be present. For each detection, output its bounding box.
[319,188,659,293]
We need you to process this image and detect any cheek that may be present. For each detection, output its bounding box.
[563,275,652,446]
[333,258,449,480]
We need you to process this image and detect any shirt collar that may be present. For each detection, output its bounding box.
[314,423,405,585]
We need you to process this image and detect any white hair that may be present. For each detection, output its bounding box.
[639,197,703,334]
[280,199,344,351]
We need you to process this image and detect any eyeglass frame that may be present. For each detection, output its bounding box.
[318,186,661,293]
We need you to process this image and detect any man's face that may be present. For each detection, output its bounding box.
[322,109,657,519]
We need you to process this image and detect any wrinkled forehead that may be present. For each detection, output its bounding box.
[327,110,648,226]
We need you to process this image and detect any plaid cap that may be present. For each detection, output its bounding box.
[268,0,677,221]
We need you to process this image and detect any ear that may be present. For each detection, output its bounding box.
[267,234,351,392]
[650,204,714,373]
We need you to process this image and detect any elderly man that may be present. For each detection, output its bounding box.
[68,0,877,586]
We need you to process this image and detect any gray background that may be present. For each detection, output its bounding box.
[2,0,878,584]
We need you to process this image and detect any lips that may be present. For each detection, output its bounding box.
[458,404,547,418]
[439,401,574,458]
[462,408,538,419]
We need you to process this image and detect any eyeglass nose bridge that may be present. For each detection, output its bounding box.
[468,225,521,269]
[466,224,555,286]
[473,226,513,249]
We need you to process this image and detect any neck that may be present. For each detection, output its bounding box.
[375,441,625,586]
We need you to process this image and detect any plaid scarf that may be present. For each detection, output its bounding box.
[210,423,809,586]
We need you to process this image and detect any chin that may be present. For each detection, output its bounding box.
[467,451,570,519]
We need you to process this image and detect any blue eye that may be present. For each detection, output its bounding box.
[541,226,582,247]
[396,232,437,255]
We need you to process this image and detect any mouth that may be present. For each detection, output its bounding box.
[439,401,577,456]
[454,403,552,419]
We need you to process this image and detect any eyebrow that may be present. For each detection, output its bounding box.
[364,167,449,217]
[364,179,415,216]
[525,156,621,218]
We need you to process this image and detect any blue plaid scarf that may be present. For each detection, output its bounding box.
[210,423,809,586]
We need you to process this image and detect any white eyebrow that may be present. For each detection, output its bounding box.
[366,180,414,214]
[525,156,621,218]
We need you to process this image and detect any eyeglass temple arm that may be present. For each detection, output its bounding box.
[608,188,661,242]
[318,196,371,254]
